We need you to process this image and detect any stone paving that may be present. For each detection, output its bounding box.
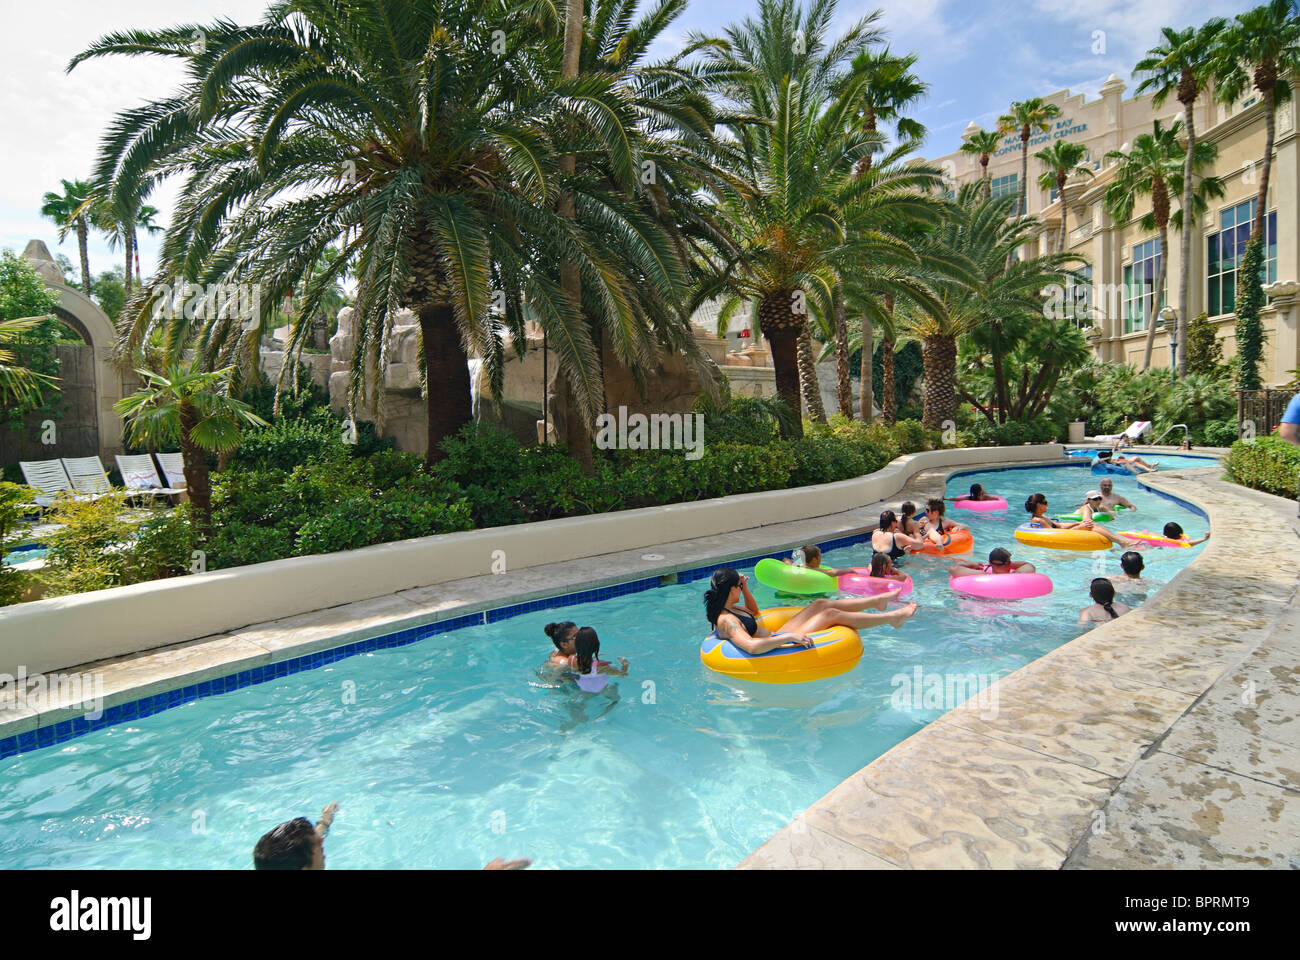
[741,465,1300,869]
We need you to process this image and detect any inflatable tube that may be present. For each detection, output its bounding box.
[753,557,836,594]
[838,571,914,598]
[953,496,1009,512]
[949,572,1054,600]
[1056,510,1114,523]
[1119,530,1192,548]
[700,606,863,684]
[1091,459,1140,475]
[1014,522,1112,551]
[910,527,974,555]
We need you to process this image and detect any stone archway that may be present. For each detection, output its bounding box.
[19,240,132,460]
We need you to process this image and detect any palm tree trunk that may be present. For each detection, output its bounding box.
[76,220,91,296]
[178,400,212,539]
[1141,225,1170,370]
[124,227,134,301]
[833,290,852,417]
[418,304,474,466]
[797,323,827,424]
[920,335,957,430]
[981,157,990,199]
[1253,87,1275,243]
[765,328,802,438]
[859,313,874,421]
[1019,134,1029,217]
[880,294,896,424]
[1058,173,1068,253]
[1178,98,1197,377]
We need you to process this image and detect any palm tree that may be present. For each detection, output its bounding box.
[997,98,1062,219]
[959,128,1001,198]
[1134,19,1229,377]
[39,179,95,295]
[0,317,60,407]
[132,204,164,287]
[74,2,680,466]
[1104,119,1225,370]
[1034,140,1094,252]
[115,365,267,538]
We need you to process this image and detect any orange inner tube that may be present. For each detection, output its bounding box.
[911,527,973,555]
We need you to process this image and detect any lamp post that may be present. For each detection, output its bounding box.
[1160,305,1178,380]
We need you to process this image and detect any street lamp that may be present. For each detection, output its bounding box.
[1160,305,1178,379]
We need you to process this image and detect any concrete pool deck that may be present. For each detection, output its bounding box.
[740,463,1300,870]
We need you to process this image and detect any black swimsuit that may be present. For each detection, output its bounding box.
[874,533,906,561]
[723,606,759,635]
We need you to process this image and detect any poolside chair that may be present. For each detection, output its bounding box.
[114,454,185,500]
[18,459,87,508]
[154,452,187,491]
[61,456,114,496]
[1094,421,1151,445]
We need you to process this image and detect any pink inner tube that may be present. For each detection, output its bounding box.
[838,571,914,598]
[948,572,1053,600]
[953,496,1009,512]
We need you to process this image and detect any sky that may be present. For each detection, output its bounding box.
[0,0,1257,284]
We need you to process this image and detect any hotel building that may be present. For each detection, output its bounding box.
[923,73,1299,386]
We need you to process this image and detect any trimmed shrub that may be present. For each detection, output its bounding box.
[1200,419,1238,448]
[1225,436,1300,500]
[787,434,869,486]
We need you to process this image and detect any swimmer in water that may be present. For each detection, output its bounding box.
[1096,477,1136,513]
[1111,551,1147,584]
[780,544,852,577]
[704,568,917,655]
[868,552,908,581]
[566,627,628,693]
[946,482,1000,503]
[1079,577,1131,623]
[871,510,929,560]
[918,498,966,547]
[1024,493,1141,547]
[949,547,1036,579]
[1161,521,1210,546]
[543,621,578,670]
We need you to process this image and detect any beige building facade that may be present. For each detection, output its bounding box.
[924,74,1299,386]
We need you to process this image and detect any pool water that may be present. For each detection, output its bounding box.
[0,461,1210,869]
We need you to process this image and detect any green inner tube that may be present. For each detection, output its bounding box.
[1056,510,1114,523]
[754,557,836,595]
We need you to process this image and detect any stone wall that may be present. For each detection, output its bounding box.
[0,343,99,467]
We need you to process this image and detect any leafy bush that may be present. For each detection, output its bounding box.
[128,507,195,581]
[37,494,139,596]
[891,419,932,455]
[787,434,869,486]
[1225,436,1300,499]
[695,392,791,445]
[961,416,1058,447]
[230,416,352,471]
[0,481,34,605]
[1200,419,1239,448]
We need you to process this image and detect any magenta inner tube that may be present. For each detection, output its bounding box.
[837,571,914,598]
[952,496,1009,512]
[948,572,1053,600]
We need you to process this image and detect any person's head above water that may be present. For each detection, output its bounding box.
[900,501,916,519]
[801,544,822,567]
[870,552,893,576]
[704,568,741,625]
[969,483,984,499]
[1025,493,1049,515]
[988,547,1012,568]
[574,627,600,673]
[1120,551,1145,576]
[1089,578,1120,618]
[1098,478,1114,493]
[544,621,578,654]
[254,818,323,870]
[926,498,946,517]
[1163,522,1185,540]
[1097,450,1113,460]
[879,509,898,532]
[1084,489,1103,504]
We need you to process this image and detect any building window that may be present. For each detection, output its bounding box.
[1207,199,1278,316]
[1067,265,1092,328]
[990,173,1021,214]
[1123,238,1163,334]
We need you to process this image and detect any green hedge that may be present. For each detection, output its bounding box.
[1225,436,1300,500]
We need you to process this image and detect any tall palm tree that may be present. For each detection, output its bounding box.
[132,204,164,286]
[116,365,267,539]
[959,128,1001,198]
[39,179,96,295]
[997,98,1062,219]
[1135,19,1228,377]
[1034,140,1094,252]
[74,1,677,466]
[1104,119,1225,370]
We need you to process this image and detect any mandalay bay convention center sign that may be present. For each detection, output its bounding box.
[994,117,1089,156]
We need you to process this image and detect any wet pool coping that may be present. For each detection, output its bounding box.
[0,453,1068,754]
[740,460,1300,870]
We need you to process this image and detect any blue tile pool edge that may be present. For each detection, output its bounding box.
[1,459,1211,761]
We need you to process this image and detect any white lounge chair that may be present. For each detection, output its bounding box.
[115,454,185,500]
[1094,420,1152,445]
[154,452,187,491]
[18,459,85,508]
[61,456,114,496]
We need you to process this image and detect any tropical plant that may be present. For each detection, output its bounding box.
[1185,311,1224,373]
[959,128,1001,198]
[114,364,268,538]
[0,250,63,416]
[1134,18,1229,376]
[996,97,1062,219]
[1034,140,1094,252]
[39,179,96,295]
[1103,118,1225,370]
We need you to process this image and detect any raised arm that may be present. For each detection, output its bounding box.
[737,573,760,617]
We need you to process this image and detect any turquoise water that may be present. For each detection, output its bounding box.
[0,460,1210,869]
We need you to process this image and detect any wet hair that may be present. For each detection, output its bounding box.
[870,553,891,577]
[1120,551,1144,576]
[704,568,741,626]
[1163,522,1184,540]
[969,483,984,498]
[574,627,600,674]
[1025,493,1048,515]
[900,501,916,520]
[988,547,1011,566]
[1098,450,1113,460]
[544,621,577,651]
[253,818,318,870]
[801,544,822,566]
[878,509,898,532]
[1090,578,1120,619]
[926,498,946,516]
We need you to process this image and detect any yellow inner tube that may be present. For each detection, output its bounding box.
[1014,523,1112,551]
[700,606,863,685]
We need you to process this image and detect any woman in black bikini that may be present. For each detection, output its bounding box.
[870,510,928,560]
[703,568,917,654]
